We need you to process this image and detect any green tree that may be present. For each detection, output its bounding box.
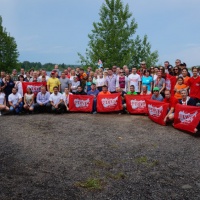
[0,16,19,72]
[78,0,158,69]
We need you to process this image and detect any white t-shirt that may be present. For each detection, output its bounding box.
[49,92,63,105]
[153,74,158,82]
[62,93,72,104]
[128,73,141,92]
[38,75,50,81]
[0,93,5,105]
[96,77,106,87]
[15,81,24,97]
[8,93,22,105]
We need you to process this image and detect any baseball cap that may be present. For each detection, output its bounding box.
[51,71,55,74]
[153,87,159,91]
[140,61,146,65]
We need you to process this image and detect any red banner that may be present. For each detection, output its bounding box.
[125,95,151,114]
[174,104,200,133]
[22,82,46,95]
[165,74,177,95]
[69,95,94,112]
[146,99,169,126]
[97,93,122,112]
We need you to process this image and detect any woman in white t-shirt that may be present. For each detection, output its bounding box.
[0,87,9,115]
[62,88,72,111]
[96,72,106,92]
[15,75,24,97]
[23,87,34,112]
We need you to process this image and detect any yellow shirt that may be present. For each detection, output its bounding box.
[47,77,61,93]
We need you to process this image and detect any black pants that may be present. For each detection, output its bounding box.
[34,103,51,113]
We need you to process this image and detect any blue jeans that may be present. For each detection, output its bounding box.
[10,102,23,114]
[93,99,97,112]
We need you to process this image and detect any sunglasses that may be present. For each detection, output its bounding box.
[174,69,178,70]
[154,90,159,92]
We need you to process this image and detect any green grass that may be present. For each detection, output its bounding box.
[136,156,159,167]
[136,156,148,164]
[106,172,126,180]
[75,178,103,190]
[93,159,112,169]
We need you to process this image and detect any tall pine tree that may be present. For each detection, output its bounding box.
[0,16,19,72]
[78,0,158,68]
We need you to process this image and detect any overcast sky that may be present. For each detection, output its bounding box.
[0,0,200,67]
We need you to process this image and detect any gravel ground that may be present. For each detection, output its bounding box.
[0,113,200,200]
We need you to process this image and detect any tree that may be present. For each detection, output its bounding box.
[0,16,19,72]
[78,0,158,69]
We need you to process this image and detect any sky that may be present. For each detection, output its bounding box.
[0,0,200,67]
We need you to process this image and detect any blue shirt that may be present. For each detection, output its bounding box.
[36,91,50,104]
[142,76,153,91]
[87,89,99,99]
[151,94,163,102]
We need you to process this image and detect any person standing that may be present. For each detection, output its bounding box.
[29,71,40,82]
[154,71,166,97]
[59,72,71,93]
[128,67,141,93]
[116,69,128,92]
[181,68,190,85]
[11,69,18,83]
[15,75,24,98]
[106,69,116,93]
[1,74,15,103]
[96,72,106,92]
[0,71,6,85]
[187,67,200,104]
[47,71,61,93]
[141,70,153,92]
[71,76,80,94]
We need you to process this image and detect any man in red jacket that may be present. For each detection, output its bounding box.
[187,67,200,105]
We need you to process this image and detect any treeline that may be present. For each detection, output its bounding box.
[18,61,81,72]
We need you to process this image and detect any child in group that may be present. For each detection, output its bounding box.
[174,77,188,99]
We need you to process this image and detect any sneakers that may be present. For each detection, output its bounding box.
[0,111,1,116]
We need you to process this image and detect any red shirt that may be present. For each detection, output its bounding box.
[164,96,178,109]
[187,76,200,99]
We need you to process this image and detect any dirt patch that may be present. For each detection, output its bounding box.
[0,113,200,199]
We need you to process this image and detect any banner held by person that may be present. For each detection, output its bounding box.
[146,99,169,126]
[22,82,46,96]
[173,104,200,133]
[97,93,122,112]
[69,95,94,112]
[125,95,151,114]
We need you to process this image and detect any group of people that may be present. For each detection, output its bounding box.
[0,60,200,132]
